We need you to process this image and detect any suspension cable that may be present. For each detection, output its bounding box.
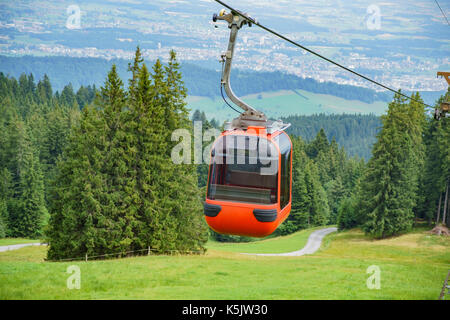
[434,0,450,26]
[214,0,436,110]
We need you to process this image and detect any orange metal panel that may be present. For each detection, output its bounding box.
[204,129,292,237]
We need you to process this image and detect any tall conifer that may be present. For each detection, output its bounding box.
[360,92,425,238]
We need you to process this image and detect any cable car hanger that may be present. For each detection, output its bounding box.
[213,7,290,133]
[213,0,436,111]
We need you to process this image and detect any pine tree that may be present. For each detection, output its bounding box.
[325,176,345,224]
[304,160,330,226]
[46,105,106,259]
[47,65,132,259]
[97,64,136,252]
[125,62,167,251]
[128,58,208,252]
[0,168,12,237]
[37,74,52,105]
[163,50,190,136]
[417,120,442,222]
[337,196,358,230]
[342,157,365,199]
[8,120,47,238]
[360,92,425,238]
[306,128,329,159]
[127,46,144,104]
[59,84,78,108]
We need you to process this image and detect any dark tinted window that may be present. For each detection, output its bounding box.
[207,135,278,205]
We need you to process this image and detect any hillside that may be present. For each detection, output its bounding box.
[187,90,387,121]
[1,0,448,92]
[0,55,393,103]
[0,227,448,299]
[0,55,445,106]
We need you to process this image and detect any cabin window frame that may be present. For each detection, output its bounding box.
[207,135,279,205]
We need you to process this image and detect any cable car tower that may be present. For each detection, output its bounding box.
[435,72,450,120]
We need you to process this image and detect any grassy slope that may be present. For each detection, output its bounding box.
[0,238,41,246]
[0,228,448,300]
[187,89,387,123]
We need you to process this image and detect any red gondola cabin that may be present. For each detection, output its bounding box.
[204,126,292,237]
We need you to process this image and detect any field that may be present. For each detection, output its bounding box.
[0,238,41,246]
[0,227,448,300]
[187,89,387,123]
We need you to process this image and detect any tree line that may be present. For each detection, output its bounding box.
[0,72,83,238]
[337,91,450,236]
[282,113,381,160]
[0,48,208,259]
[0,49,448,255]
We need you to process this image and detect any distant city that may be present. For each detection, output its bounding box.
[0,0,448,92]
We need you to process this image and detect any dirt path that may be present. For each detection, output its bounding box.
[0,243,45,252]
[243,227,337,257]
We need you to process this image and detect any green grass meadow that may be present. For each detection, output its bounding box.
[0,228,448,300]
[0,238,41,246]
